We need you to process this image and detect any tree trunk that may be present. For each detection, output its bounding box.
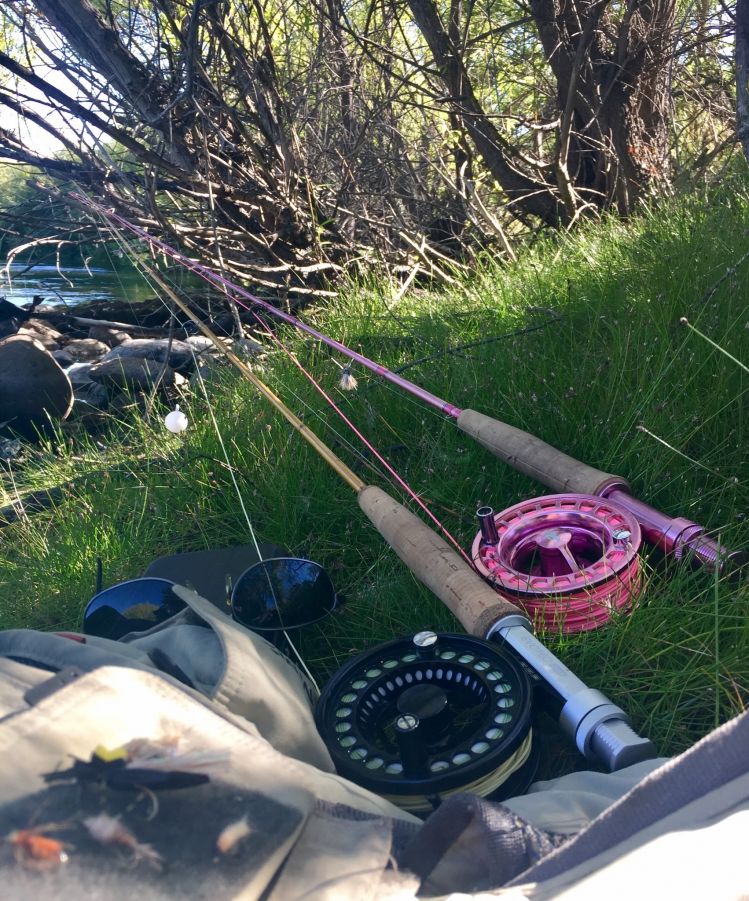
[34,0,194,171]
[407,0,676,221]
[406,0,563,225]
[531,0,676,215]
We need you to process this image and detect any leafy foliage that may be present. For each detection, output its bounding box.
[0,0,739,292]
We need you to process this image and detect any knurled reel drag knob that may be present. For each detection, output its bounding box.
[473,494,642,633]
[315,632,535,816]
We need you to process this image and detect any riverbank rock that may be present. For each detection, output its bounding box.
[185,336,220,355]
[64,338,111,362]
[73,380,110,410]
[88,325,131,347]
[90,357,176,390]
[52,349,75,367]
[100,338,195,372]
[237,338,264,358]
[190,355,231,388]
[0,309,269,442]
[0,438,22,460]
[0,336,74,438]
[17,321,64,351]
[65,362,96,386]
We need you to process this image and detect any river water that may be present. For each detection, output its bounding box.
[1,264,154,309]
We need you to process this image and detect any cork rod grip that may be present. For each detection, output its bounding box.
[456,409,629,496]
[357,485,526,637]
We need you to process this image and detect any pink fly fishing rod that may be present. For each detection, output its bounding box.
[73,194,739,576]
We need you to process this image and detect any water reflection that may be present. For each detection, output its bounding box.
[1,264,155,307]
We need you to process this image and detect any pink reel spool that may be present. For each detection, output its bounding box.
[472,494,642,634]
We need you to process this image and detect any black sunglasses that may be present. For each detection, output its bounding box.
[83,557,342,641]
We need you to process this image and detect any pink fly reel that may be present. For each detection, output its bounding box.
[472,494,642,634]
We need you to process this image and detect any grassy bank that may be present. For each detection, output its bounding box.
[1,185,748,770]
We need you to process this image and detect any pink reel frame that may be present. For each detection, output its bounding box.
[472,494,642,634]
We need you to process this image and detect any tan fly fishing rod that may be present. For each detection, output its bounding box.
[140,264,654,771]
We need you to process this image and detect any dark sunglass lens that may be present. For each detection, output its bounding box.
[231,559,336,631]
[83,579,185,640]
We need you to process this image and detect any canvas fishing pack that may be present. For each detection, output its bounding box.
[0,576,747,900]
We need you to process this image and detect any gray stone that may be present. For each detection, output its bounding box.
[101,338,196,372]
[0,319,20,340]
[52,349,75,367]
[88,325,131,346]
[189,355,230,388]
[16,321,64,350]
[0,336,74,438]
[0,438,22,460]
[90,357,175,390]
[235,338,265,358]
[65,362,95,386]
[73,381,110,409]
[185,336,219,354]
[63,338,110,362]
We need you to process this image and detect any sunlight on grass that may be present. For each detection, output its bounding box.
[1,185,748,770]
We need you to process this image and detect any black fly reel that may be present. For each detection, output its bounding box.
[315,632,536,815]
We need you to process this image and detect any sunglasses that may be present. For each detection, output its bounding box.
[83,557,342,641]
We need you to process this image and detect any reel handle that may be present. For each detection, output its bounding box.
[456,410,629,496]
[357,485,529,636]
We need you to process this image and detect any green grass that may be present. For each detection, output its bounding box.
[1,184,748,774]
